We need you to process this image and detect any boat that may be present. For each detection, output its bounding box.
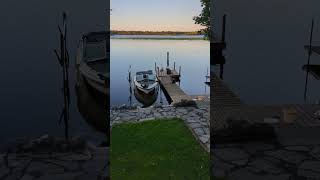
[133,70,158,94]
[75,72,109,135]
[134,86,158,107]
[76,31,109,96]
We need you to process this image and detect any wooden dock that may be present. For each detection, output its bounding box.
[211,72,320,129]
[211,73,245,129]
[211,73,243,108]
[156,68,194,106]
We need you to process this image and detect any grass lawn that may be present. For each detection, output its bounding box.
[110,118,209,180]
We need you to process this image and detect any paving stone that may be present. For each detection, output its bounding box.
[188,112,197,117]
[229,168,291,180]
[212,167,227,178]
[27,161,65,175]
[20,174,36,180]
[45,159,80,171]
[8,158,31,169]
[242,142,275,154]
[0,167,10,179]
[185,117,198,123]
[213,148,249,162]
[154,112,162,118]
[189,123,202,129]
[285,146,310,152]
[75,172,102,180]
[298,161,320,179]
[4,173,23,180]
[81,159,106,174]
[310,146,320,160]
[139,117,155,122]
[203,128,209,135]
[199,135,209,144]
[248,158,283,174]
[193,128,205,136]
[57,152,91,161]
[212,155,235,171]
[232,159,249,166]
[176,108,188,115]
[37,172,83,180]
[264,150,308,165]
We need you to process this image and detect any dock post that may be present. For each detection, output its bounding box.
[222,14,226,43]
[220,64,224,79]
[304,18,314,103]
[155,62,157,72]
[174,62,176,70]
[179,66,181,76]
[167,52,169,67]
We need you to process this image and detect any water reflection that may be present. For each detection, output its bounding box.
[75,70,108,144]
[133,86,158,108]
[110,39,210,106]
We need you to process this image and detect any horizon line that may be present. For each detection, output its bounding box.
[111,30,201,32]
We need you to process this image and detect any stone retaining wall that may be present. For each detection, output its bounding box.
[110,105,210,151]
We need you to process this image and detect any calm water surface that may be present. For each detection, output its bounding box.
[0,0,107,144]
[111,37,210,106]
[111,35,205,39]
[214,0,320,105]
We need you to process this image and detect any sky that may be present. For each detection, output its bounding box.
[111,0,204,31]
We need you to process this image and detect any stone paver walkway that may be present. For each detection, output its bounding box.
[212,124,320,180]
[110,105,210,151]
[0,135,109,180]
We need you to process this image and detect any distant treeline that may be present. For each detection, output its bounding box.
[111,30,203,36]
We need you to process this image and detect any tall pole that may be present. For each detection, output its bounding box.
[167,52,169,67]
[222,14,226,43]
[304,18,314,103]
[54,12,70,140]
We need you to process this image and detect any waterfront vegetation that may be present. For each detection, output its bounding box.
[110,118,209,179]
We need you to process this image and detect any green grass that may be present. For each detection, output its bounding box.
[110,118,209,180]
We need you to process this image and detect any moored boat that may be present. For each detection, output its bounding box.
[133,70,158,94]
[76,31,109,96]
[133,86,158,107]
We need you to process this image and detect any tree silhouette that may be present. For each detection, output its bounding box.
[193,0,210,39]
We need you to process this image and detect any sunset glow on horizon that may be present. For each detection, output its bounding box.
[111,0,204,32]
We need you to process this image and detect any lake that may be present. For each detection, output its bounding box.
[214,0,320,105]
[0,0,108,145]
[111,35,205,39]
[110,36,210,106]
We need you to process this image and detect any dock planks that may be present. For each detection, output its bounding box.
[210,73,245,129]
[156,68,193,105]
[210,72,320,129]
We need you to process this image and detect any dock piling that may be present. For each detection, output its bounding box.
[167,52,169,67]
[304,18,315,103]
